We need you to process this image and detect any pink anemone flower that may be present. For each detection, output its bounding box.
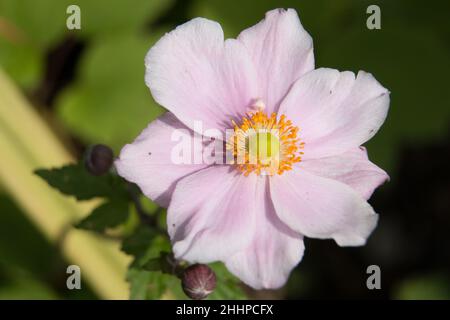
[115,8,390,289]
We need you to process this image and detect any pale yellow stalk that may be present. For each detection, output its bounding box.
[0,68,130,299]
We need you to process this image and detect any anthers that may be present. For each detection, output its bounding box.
[227,107,304,176]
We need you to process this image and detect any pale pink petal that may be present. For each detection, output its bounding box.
[298,147,389,200]
[168,166,258,262]
[238,8,314,113]
[279,68,389,159]
[115,112,209,207]
[270,169,378,246]
[145,18,259,134]
[225,177,304,289]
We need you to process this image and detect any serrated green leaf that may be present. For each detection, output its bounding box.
[207,262,246,300]
[127,268,154,300]
[139,257,163,272]
[34,164,126,200]
[122,226,181,299]
[121,225,170,265]
[127,267,181,300]
[122,227,246,299]
[140,252,177,276]
[76,198,129,232]
[121,226,157,256]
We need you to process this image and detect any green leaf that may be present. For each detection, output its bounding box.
[139,252,177,276]
[76,198,129,232]
[139,257,163,272]
[56,33,166,151]
[34,164,126,200]
[121,226,156,256]
[121,225,170,265]
[122,227,247,299]
[122,226,183,299]
[0,0,71,50]
[127,267,182,300]
[207,262,246,300]
[127,268,156,300]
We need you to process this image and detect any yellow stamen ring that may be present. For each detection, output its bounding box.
[227,109,304,176]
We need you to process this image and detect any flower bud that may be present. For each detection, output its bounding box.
[181,264,216,300]
[84,144,114,176]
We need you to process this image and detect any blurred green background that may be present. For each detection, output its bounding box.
[0,0,449,299]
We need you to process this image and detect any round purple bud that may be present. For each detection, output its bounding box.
[181,264,217,300]
[85,144,114,176]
